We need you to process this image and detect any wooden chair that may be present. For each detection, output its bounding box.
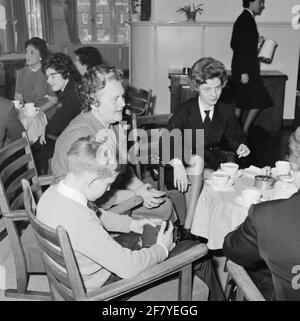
[128,113,173,190]
[125,86,152,116]
[0,132,52,300]
[22,178,209,301]
[224,260,265,301]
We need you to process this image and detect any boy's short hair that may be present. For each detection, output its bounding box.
[66,136,123,178]
[189,57,227,91]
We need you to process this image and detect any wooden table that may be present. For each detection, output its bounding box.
[190,170,297,250]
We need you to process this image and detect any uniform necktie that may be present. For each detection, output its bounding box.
[87,201,102,218]
[203,110,211,129]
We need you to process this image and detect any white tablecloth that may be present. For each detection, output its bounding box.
[18,110,48,144]
[190,175,273,250]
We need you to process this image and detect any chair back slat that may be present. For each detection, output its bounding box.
[6,168,36,205]
[125,86,152,116]
[1,154,31,184]
[42,253,72,289]
[45,268,75,301]
[33,232,66,267]
[0,137,27,165]
[22,179,87,301]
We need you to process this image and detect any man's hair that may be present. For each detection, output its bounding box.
[45,52,80,81]
[66,136,123,178]
[288,127,300,171]
[24,37,49,66]
[77,65,123,112]
[243,0,256,8]
[189,57,227,91]
[74,46,104,69]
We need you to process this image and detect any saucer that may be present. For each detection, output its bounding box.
[207,179,234,191]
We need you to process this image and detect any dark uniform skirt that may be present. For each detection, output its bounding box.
[232,75,273,110]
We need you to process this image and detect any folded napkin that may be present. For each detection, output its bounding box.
[242,165,265,179]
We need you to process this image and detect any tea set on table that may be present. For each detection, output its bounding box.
[206,160,297,209]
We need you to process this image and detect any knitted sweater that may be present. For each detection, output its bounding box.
[37,184,167,290]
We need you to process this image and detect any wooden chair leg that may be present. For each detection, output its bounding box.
[178,264,193,301]
[5,289,51,300]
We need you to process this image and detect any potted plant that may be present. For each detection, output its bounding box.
[176,3,204,22]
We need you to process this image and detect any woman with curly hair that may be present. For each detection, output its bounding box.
[51,65,173,222]
[14,37,58,114]
[45,51,82,157]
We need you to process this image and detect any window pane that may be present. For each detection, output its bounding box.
[96,29,110,42]
[77,0,129,44]
[77,0,91,12]
[25,0,43,38]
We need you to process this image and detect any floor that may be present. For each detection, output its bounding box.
[0,124,296,301]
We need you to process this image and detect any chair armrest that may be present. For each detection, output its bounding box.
[226,260,265,301]
[110,196,143,214]
[38,175,54,187]
[86,243,208,301]
[3,209,28,221]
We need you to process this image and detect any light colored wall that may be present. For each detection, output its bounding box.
[133,0,300,119]
[152,0,299,23]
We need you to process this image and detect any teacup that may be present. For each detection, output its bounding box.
[12,100,22,110]
[241,189,261,207]
[221,162,239,177]
[211,171,229,186]
[24,103,39,117]
[275,161,291,176]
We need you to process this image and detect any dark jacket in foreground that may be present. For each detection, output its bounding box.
[223,192,300,301]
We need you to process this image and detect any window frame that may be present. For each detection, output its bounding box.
[76,0,129,44]
[25,0,43,39]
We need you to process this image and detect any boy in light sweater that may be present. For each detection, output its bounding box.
[37,136,174,290]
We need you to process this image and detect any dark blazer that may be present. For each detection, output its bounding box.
[167,97,246,168]
[223,192,300,301]
[0,97,24,149]
[231,9,260,81]
[46,80,81,137]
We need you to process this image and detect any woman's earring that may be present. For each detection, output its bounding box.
[91,101,100,109]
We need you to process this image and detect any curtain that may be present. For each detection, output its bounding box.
[40,0,54,44]
[63,0,81,45]
[12,0,29,52]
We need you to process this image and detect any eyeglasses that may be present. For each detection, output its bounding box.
[46,72,60,80]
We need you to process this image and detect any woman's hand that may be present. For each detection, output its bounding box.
[135,183,166,209]
[173,162,190,193]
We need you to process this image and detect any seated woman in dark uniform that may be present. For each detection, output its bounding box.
[163,57,250,238]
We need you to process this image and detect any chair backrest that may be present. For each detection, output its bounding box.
[22,179,87,301]
[125,86,152,116]
[225,259,266,301]
[129,114,173,190]
[0,132,42,215]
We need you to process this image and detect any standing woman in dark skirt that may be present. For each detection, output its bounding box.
[231,0,273,135]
